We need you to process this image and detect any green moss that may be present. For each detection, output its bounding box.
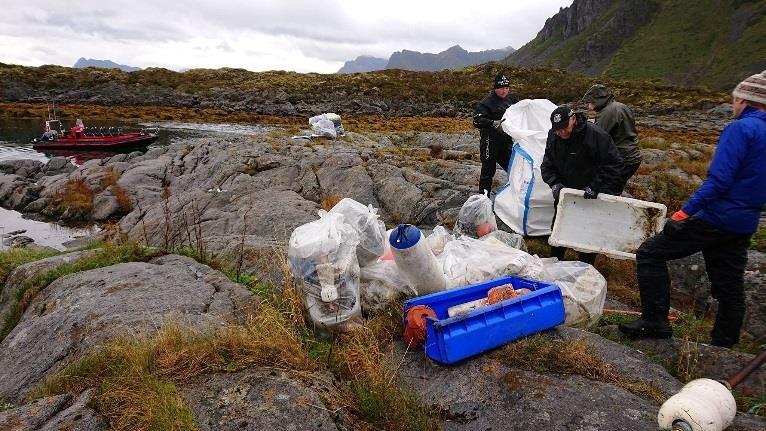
[0,247,61,284]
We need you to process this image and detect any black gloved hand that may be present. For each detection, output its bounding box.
[492,119,505,130]
[583,187,598,199]
[551,183,564,200]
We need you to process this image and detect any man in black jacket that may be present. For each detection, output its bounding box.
[541,105,623,264]
[473,73,518,194]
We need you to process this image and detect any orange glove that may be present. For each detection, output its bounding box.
[671,210,689,222]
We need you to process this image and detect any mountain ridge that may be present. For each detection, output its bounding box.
[73,58,141,72]
[337,45,515,73]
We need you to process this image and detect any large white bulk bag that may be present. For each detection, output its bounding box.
[494,99,557,236]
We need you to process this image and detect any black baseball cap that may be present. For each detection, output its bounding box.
[550,105,574,130]
[493,74,510,89]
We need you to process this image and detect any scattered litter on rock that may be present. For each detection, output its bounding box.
[292,113,345,140]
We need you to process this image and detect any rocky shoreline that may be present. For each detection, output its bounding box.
[1,114,764,429]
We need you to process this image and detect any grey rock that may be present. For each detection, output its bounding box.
[0,159,44,178]
[21,197,47,213]
[316,151,379,207]
[181,368,339,431]
[1,250,99,319]
[3,235,34,248]
[42,157,74,176]
[0,254,257,402]
[0,390,105,431]
[668,250,766,342]
[597,325,766,404]
[396,331,664,430]
[91,189,121,221]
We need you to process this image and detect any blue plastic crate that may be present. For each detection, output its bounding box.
[403,276,565,364]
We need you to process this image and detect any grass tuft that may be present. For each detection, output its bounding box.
[49,176,95,218]
[0,247,61,284]
[32,301,316,431]
[496,334,664,402]
[0,241,159,340]
[333,303,439,431]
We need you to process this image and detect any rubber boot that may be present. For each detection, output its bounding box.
[618,317,672,339]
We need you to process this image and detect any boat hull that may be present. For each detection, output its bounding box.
[32,133,158,150]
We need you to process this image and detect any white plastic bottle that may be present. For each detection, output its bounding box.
[390,224,446,295]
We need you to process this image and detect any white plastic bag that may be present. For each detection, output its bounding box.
[426,225,454,255]
[540,260,607,327]
[309,113,344,139]
[360,259,417,312]
[439,236,543,288]
[328,198,386,267]
[479,230,527,252]
[454,194,498,238]
[288,211,362,330]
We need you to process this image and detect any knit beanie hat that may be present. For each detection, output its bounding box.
[493,74,510,89]
[732,70,766,105]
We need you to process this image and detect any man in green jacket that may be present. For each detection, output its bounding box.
[582,84,642,194]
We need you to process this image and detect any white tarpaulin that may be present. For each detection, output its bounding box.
[494,99,557,236]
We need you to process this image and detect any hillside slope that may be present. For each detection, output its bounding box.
[505,0,766,88]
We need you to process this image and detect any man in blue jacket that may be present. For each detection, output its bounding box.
[619,71,766,348]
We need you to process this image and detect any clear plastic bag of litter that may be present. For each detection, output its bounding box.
[454,193,498,238]
[439,236,542,288]
[426,225,454,256]
[309,113,345,139]
[328,198,386,267]
[360,259,417,312]
[540,260,607,327]
[288,211,362,330]
[479,230,527,252]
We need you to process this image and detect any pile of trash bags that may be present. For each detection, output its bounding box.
[288,193,606,332]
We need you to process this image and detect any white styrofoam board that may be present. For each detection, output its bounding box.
[549,188,667,260]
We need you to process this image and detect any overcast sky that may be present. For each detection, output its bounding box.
[2,0,572,73]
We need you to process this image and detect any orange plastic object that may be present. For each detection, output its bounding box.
[486,286,517,304]
[403,305,437,349]
[476,222,497,237]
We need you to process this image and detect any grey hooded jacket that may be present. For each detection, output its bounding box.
[584,85,642,165]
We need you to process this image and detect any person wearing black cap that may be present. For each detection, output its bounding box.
[472,73,518,194]
[541,105,623,264]
[582,84,642,194]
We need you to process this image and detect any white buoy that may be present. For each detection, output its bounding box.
[657,378,737,431]
[390,224,446,295]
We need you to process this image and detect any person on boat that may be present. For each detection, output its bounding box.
[71,119,85,138]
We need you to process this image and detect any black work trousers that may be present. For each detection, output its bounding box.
[479,135,511,194]
[636,218,751,347]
